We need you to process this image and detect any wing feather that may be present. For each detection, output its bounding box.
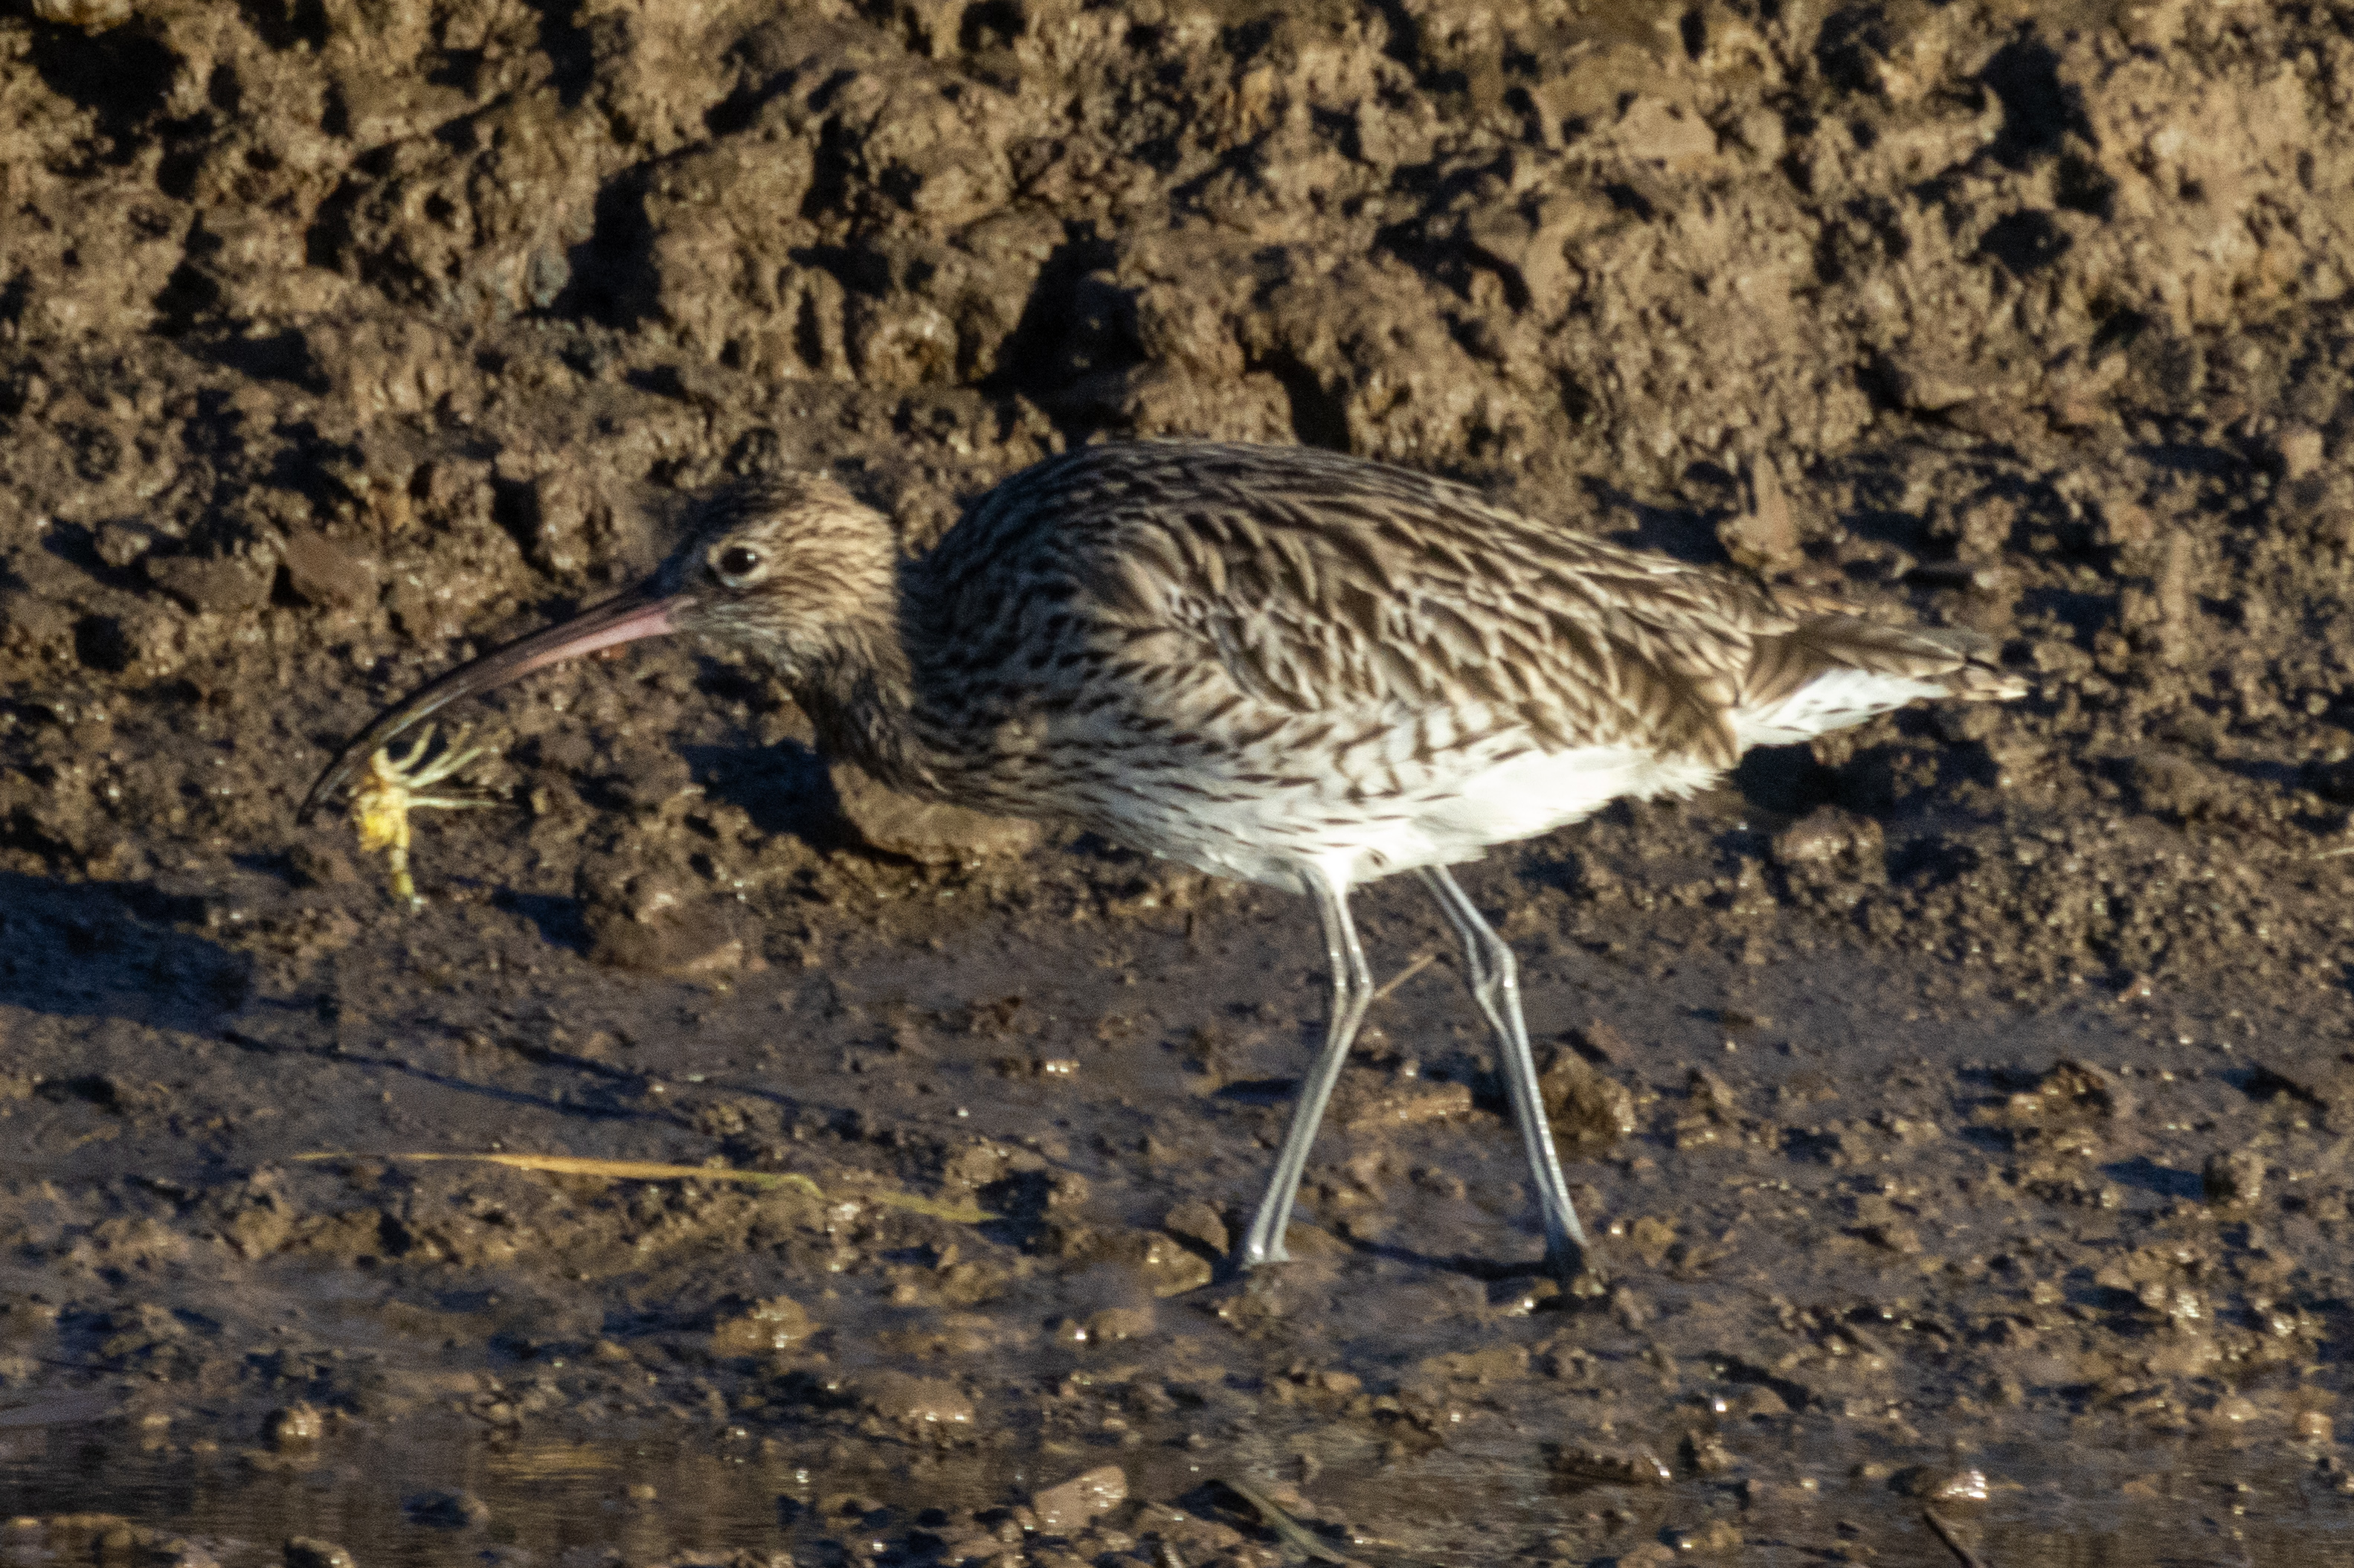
[925,443,2016,768]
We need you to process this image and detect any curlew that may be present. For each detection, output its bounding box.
[303,441,2023,1280]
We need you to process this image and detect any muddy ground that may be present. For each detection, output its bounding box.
[6,0,2354,1561]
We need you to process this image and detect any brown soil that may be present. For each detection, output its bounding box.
[6,0,2354,1562]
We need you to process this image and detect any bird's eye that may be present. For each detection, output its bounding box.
[715,544,764,584]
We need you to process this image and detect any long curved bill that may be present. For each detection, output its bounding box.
[298,585,693,824]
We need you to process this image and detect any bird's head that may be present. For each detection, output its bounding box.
[656,473,901,663]
[299,473,899,823]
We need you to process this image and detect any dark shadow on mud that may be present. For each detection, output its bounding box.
[0,871,253,1030]
[493,890,591,954]
[2100,1156,2204,1201]
[217,1019,697,1130]
[24,19,178,161]
[553,166,659,328]
[1584,481,1723,565]
[1331,1232,1566,1284]
[1210,1077,1300,1107]
[681,741,844,846]
[2135,440,2245,478]
[976,1167,1054,1254]
[1732,745,1839,820]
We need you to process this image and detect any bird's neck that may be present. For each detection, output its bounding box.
[786,593,950,797]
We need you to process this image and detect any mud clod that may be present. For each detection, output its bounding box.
[855,1372,975,1431]
[2203,1148,2266,1209]
[1542,1053,1639,1152]
[711,1296,816,1356]
[1029,1465,1128,1535]
[261,1403,322,1450]
[280,532,377,611]
[579,862,753,974]
[283,1541,354,1568]
[1161,1199,1231,1259]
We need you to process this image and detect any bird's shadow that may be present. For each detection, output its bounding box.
[219,1009,699,1131]
[0,870,253,1031]
[680,739,849,849]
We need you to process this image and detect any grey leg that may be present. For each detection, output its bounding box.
[1241,864,1374,1268]
[1418,865,1589,1278]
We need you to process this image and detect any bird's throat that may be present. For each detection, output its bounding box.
[784,615,945,798]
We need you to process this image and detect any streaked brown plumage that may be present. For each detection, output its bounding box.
[304,440,2024,1282]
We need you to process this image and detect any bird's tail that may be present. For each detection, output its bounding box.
[1731,617,2025,748]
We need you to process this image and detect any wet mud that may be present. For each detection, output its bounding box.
[7,0,2354,1561]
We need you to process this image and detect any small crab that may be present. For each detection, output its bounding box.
[349,723,498,907]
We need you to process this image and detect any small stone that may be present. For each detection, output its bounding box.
[94,1523,144,1556]
[1029,1464,1127,1534]
[831,760,1041,864]
[1682,1432,1737,1475]
[263,1403,323,1448]
[1084,1304,1155,1341]
[1625,1215,1677,1266]
[401,1491,490,1529]
[1540,1054,1637,1151]
[1717,455,1800,573]
[2274,425,2326,482]
[579,865,755,975]
[0,588,75,652]
[1933,1469,1992,1505]
[2119,750,2228,821]
[284,1539,356,1568]
[154,1538,221,1568]
[1551,1442,1671,1486]
[1769,807,1884,867]
[2025,1059,2132,1121]
[1891,1466,1987,1503]
[1858,1222,1923,1255]
[587,902,750,974]
[2204,1148,2265,1207]
[94,523,155,569]
[1612,94,1717,164]
[1566,1020,1630,1064]
[1133,1231,1215,1296]
[31,0,132,30]
[1666,1519,1743,1553]
[145,555,269,616]
[1609,1285,1653,1329]
[1053,1224,1217,1295]
[282,531,377,610]
[288,842,358,887]
[711,1297,814,1355]
[1686,1067,1737,1112]
[2296,1411,2334,1443]
[855,1371,974,1428]
[1337,1076,1472,1129]
[1162,1199,1229,1257]
[1739,1477,1818,1509]
[595,752,693,811]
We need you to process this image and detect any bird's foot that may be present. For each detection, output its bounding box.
[1548,1243,1608,1299]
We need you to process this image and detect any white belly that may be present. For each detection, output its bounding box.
[1095,739,1720,893]
[1064,663,1948,893]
